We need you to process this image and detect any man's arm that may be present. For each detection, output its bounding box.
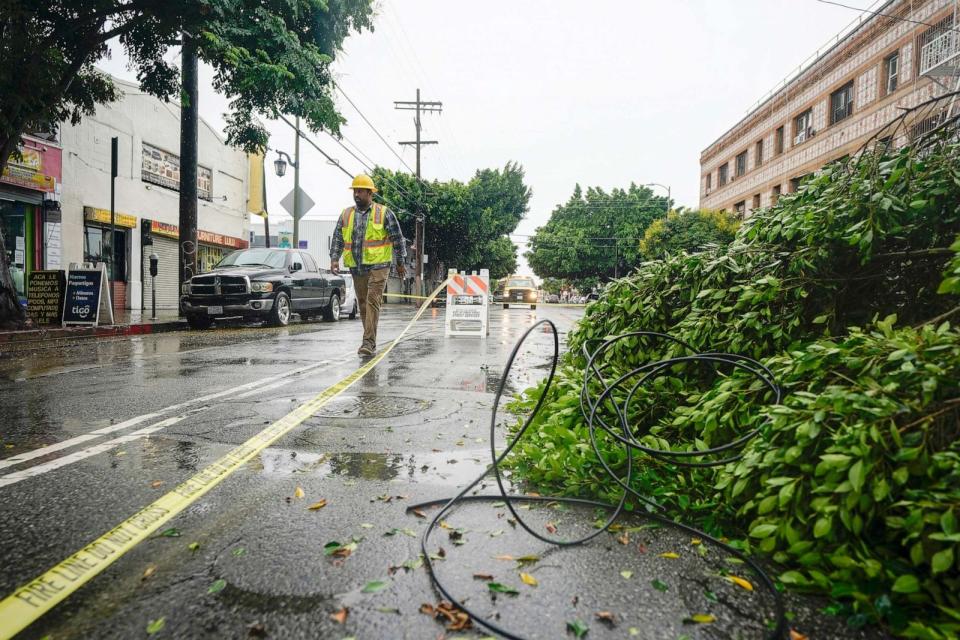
[329,213,345,273]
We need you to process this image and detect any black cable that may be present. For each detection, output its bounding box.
[408,321,786,639]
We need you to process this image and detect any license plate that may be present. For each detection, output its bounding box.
[207,306,223,315]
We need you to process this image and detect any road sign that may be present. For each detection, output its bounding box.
[280,187,315,219]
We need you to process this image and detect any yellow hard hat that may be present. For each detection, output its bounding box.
[349,174,377,192]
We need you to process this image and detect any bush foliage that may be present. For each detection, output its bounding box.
[505,135,960,637]
[639,209,740,259]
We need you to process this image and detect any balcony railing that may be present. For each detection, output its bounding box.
[920,29,959,77]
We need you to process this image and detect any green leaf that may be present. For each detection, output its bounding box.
[188,542,200,552]
[848,460,867,493]
[487,582,519,595]
[651,579,669,592]
[891,574,920,594]
[362,580,390,593]
[813,517,831,539]
[158,528,181,538]
[207,579,226,594]
[620,570,633,579]
[567,619,589,638]
[932,548,954,575]
[146,618,166,634]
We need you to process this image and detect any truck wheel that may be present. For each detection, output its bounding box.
[269,292,292,327]
[323,293,341,322]
[187,315,213,330]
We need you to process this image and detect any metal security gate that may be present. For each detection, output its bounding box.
[142,237,179,310]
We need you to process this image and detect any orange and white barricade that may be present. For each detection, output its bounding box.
[445,268,490,338]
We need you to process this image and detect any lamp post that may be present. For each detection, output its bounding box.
[644,182,672,214]
[273,116,302,247]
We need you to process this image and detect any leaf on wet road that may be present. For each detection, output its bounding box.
[520,572,538,586]
[727,575,754,591]
[684,614,716,624]
[384,528,417,538]
[360,523,374,529]
[489,529,504,537]
[473,573,494,580]
[188,542,200,553]
[421,601,472,631]
[307,499,327,511]
[294,486,305,499]
[150,480,163,488]
[207,579,226,594]
[377,607,400,614]
[412,508,427,518]
[141,565,156,581]
[516,555,540,566]
[362,580,389,593]
[330,607,349,624]
[146,617,165,634]
[487,582,519,595]
[402,556,424,571]
[658,552,680,559]
[158,528,181,538]
[652,579,669,592]
[545,522,557,534]
[595,610,617,625]
[690,538,702,546]
[617,532,629,545]
[567,619,589,638]
[620,570,633,580]
[494,554,515,561]
[232,547,246,557]
[789,630,809,640]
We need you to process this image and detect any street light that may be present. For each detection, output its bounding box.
[644,182,672,213]
[273,115,303,247]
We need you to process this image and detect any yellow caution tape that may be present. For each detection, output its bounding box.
[0,279,450,640]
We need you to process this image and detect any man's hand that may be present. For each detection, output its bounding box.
[330,262,339,275]
[396,263,406,279]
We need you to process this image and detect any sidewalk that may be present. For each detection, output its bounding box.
[0,309,185,346]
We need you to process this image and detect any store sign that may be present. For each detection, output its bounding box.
[278,231,293,248]
[62,266,113,326]
[27,270,65,325]
[197,229,249,249]
[1,138,61,193]
[141,142,213,200]
[150,220,180,239]
[84,206,137,229]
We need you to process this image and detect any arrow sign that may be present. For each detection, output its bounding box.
[280,187,316,219]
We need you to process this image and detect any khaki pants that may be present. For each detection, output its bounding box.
[353,267,389,349]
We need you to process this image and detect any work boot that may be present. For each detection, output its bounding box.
[358,340,375,356]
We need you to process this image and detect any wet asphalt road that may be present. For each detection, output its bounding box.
[0,305,888,640]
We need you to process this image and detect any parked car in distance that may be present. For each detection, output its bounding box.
[180,248,345,329]
[546,294,560,304]
[339,272,359,320]
[502,275,538,309]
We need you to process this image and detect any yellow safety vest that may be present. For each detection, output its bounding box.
[340,203,392,268]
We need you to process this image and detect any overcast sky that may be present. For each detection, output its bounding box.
[97,0,865,275]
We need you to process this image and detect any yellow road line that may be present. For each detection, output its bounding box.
[0,280,449,640]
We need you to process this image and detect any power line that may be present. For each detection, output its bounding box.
[335,83,418,175]
[813,0,960,33]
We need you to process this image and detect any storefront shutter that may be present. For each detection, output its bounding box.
[142,236,180,310]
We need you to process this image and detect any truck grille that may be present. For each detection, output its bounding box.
[191,275,248,296]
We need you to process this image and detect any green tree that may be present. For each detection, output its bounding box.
[525,183,670,282]
[0,0,374,327]
[639,209,740,260]
[372,163,531,279]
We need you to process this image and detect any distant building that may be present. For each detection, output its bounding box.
[700,0,960,217]
[59,75,253,310]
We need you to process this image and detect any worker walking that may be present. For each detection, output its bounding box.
[331,175,407,356]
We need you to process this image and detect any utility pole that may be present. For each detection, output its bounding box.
[395,88,441,297]
[178,32,199,314]
[292,116,301,248]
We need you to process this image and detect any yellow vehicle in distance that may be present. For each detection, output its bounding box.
[501,275,537,309]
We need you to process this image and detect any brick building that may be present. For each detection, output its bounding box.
[699,0,959,217]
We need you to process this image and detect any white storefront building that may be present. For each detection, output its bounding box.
[59,75,251,310]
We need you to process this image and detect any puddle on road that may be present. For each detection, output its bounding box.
[254,449,497,486]
[312,395,432,419]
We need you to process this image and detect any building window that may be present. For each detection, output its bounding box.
[752,194,761,210]
[794,110,812,144]
[884,52,899,94]
[772,184,782,205]
[83,224,127,282]
[734,201,746,218]
[705,173,712,191]
[775,126,785,155]
[735,151,748,177]
[718,163,729,186]
[830,81,854,124]
[755,139,764,168]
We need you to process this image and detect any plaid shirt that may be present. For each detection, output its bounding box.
[330,204,407,274]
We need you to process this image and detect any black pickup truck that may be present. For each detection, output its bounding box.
[180,248,345,329]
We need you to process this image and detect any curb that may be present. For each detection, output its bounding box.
[0,319,186,346]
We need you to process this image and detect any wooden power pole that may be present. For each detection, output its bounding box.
[178,32,199,311]
[395,88,441,297]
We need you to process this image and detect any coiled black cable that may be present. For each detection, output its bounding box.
[408,319,786,639]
